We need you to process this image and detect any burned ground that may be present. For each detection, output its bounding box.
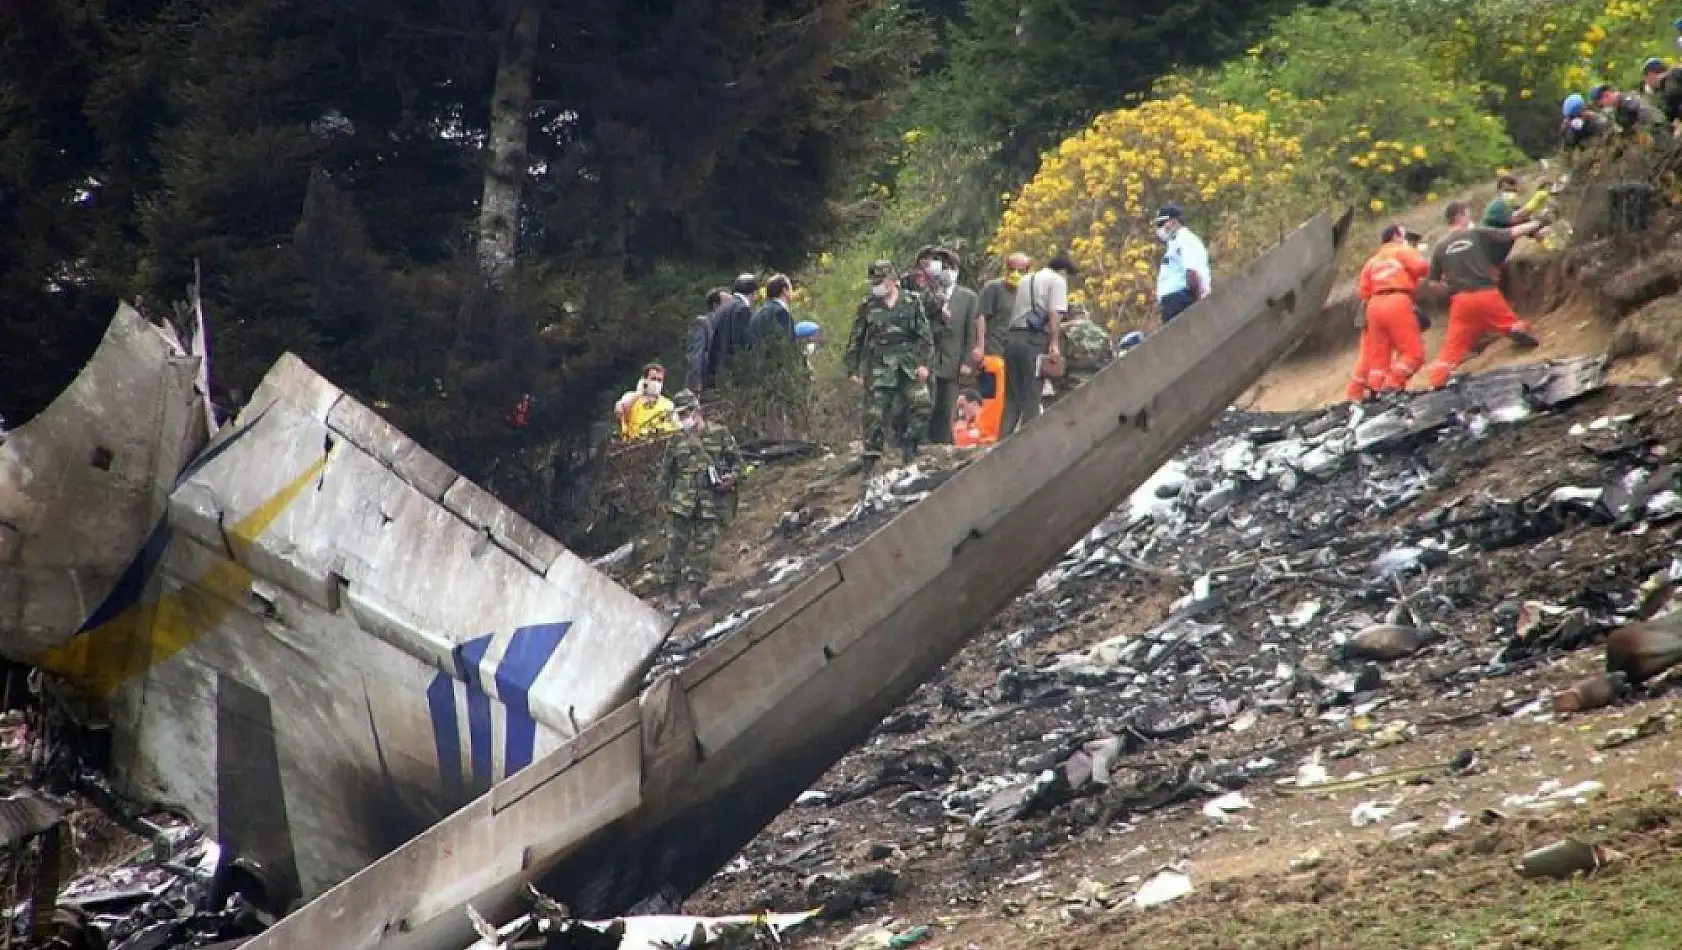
[653,363,1682,949]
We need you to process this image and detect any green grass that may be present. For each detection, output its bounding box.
[1070,795,1682,950]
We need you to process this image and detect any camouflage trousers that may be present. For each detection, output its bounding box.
[863,376,932,459]
[664,512,721,592]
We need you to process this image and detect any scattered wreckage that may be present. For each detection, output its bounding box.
[690,352,1682,924]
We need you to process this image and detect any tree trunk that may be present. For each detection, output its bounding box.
[477,0,545,284]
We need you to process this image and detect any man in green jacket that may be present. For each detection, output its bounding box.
[924,247,983,444]
[844,260,936,495]
[659,389,742,613]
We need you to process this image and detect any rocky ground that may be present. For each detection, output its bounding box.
[636,356,1682,950]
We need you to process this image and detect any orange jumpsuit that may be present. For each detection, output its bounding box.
[1346,243,1429,401]
[953,418,994,447]
[1425,227,1534,388]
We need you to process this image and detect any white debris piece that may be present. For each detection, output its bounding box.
[1201,791,1253,821]
[1132,869,1193,908]
[1350,798,1399,828]
[1287,600,1321,628]
[1503,779,1605,810]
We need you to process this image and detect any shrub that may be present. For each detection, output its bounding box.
[987,94,1299,329]
[1202,4,1524,203]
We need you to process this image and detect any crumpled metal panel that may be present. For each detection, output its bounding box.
[0,790,63,847]
[0,305,209,657]
[1353,357,1606,452]
[28,350,670,908]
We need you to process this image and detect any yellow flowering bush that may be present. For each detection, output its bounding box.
[989,95,1299,326]
[1564,0,1673,90]
[1404,0,1667,152]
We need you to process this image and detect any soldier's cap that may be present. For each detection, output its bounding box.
[671,389,700,412]
[1589,83,1612,103]
[867,260,898,281]
[914,245,939,262]
[932,246,960,267]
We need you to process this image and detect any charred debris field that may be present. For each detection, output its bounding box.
[651,359,1682,948]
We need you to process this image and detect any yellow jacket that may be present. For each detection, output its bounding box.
[618,394,677,440]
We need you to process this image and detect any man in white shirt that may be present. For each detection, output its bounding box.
[1153,203,1211,325]
[1003,251,1074,436]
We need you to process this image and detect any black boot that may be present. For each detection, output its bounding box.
[858,455,878,500]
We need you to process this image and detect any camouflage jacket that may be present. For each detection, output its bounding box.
[660,421,742,518]
[1061,318,1114,378]
[843,290,937,385]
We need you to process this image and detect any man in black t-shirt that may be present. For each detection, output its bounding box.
[1423,201,1545,388]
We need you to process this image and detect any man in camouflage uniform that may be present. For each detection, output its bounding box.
[1046,305,1113,405]
[844,260,936,495]
[659,389,742,612]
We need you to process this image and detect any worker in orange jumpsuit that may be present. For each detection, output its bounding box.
[1423,201,1545,389]
[952,389,996,448]
[1346,224,1430,402]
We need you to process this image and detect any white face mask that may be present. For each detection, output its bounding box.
[940,269,958,288]
[870,282,891,298]
[679,413,699,431]
[1499,190,1518,202]
[1155,225,1172,242]
[924,261,943,278]
[641,379,663,397]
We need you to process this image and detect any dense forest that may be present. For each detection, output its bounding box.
[3,0,1671,547]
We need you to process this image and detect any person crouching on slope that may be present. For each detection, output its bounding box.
[1423,201,1545,389]
[1346,224,1429,402]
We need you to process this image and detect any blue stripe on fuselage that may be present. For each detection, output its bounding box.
[426,621,572,796]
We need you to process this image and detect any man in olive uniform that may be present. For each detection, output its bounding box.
[844,260,935,494]
[978,252,1031,357]
[659,389,742,613]
[1046,305,1113,405]
[926,247,983,444]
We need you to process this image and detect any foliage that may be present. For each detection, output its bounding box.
[1201,5,1523,207]
[939,0,1301,184]
[1387,0,1671,155]
[988,95,1299,328]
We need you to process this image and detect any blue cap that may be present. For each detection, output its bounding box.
[1563,93,1586,117]
[795,320,821,339]
[1646,57,1667,74]
[1153,202,1184,224]
[1589,83,1611,103]
[1118,331,1145,349]
[1674,15,1682,30]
